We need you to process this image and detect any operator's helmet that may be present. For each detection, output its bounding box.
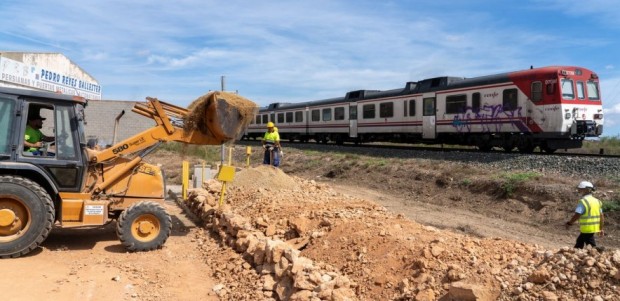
[577,181,595,189]
[266,122,275,128]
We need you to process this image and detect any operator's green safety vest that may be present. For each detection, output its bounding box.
[24,125,43,152]
[579,195,602,234]
[263,131,280,146]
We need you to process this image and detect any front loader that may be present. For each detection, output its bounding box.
[0,87,257,258]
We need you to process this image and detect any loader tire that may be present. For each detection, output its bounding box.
[0,175,55,258]
[116,201,171,252]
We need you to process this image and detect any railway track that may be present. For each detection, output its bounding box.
[238,138,620,180]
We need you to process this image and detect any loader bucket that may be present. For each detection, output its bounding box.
[184,91,258,144]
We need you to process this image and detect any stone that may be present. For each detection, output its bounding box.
[290,290,313,301]
[289,217,312,235]
[263,274,277,291]
[415,288,435,301]
[447,281,499,301]
[542,291,558,301]
[265,224,276,236]
[527,267,551,284]
[275,276,294,301]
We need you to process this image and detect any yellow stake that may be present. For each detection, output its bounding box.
[181,160,189,200]
[246,146,252,168]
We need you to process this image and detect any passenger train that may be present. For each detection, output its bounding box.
[244,66,604,153]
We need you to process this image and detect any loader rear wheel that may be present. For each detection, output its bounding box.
[0,175,55,258]
[116,201,171,252]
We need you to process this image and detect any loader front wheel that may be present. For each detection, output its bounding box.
[116,201,171,252]
[0,175,55,258]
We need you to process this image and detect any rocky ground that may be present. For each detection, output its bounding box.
[183,164,620,300]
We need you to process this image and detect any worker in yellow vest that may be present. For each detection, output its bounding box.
[565,181,604,249]
[262,122,281,167]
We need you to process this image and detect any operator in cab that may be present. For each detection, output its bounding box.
[262,122,281,167]
[24,112,54,155]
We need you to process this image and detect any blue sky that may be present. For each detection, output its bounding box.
[1,0,620,136]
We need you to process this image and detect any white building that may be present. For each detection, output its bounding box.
[0,51,101,100]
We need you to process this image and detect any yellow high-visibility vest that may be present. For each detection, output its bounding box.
[263,132,280,145]
[579,195,601,233]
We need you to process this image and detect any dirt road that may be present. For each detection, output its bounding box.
[0,201,217,301]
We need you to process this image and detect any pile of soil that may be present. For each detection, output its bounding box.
[184,91,258,143]
[185,166,620,300]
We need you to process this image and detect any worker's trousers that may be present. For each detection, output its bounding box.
[263,147,280,167]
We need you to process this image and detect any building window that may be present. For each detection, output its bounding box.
[334,107,345,120]
[503,89,518,110]
[379,102,393,118]
[472,93,481,113]
[587,80,600,101]
[446,94,467,114]
[277,113,284,123]
[311,109,320,122]
[363,104,375,119]
[285,112,293,122]
[531,82,542,101]
[561,78,574,99]
[322,108,332,121]
[295,111,303,122]
[409,99,416,116]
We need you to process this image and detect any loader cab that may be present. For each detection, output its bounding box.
[0,87,88,193]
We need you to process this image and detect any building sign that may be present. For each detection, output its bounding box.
[0,57,102,100]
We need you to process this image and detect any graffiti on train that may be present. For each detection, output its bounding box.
[451,104,526,133]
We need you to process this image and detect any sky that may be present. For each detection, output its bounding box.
[1,0,620,137]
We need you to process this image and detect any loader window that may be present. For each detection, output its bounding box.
[0,97,15,154]
[55,106,78,160]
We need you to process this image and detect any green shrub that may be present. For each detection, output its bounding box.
[500,172,541,197]
[602,199,620,212]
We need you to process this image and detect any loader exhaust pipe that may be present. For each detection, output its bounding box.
[112,110,126,145]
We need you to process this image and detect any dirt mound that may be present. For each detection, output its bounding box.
[184,168,620,300]
[184,91,258,143]
[232,165,301,191]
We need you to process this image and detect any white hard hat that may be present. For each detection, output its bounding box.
[577,181,594,189]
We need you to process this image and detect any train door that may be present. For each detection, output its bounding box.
[422,94,436,139]
[349,104,358,138]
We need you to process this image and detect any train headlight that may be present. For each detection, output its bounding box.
[565,113,572,119]
[594,113,603,120]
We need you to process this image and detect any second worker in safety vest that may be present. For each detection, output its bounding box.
[262,122,281,167]
[565,181,604,249]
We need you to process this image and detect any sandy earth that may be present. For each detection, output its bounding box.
[2,145,619,301]
[0,201,218,301]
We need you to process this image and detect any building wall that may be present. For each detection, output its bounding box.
[83,99,155,146]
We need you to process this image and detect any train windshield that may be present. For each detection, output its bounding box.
[587,80,600,101]
[560,78,575,99]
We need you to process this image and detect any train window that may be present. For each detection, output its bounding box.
[255,115,261,124]
[349,106,357,120]
[560,78,575,99]
[587,80,600,101]
[423,98,435,116]
[576,81,585,100]
[403,101,408,117]
[262,114,268,124]
[334,107,345,120]
[446,95,467,114]
[363,104,375,119]
[286,112,293,123]
[295,111,303,122]
[322,108,332,121]
[502,89,518,110]
[270,113,275,122]
[531,82,542,101]
[472,93,481,113]
[409,99,416,116]
[311,109,320,122]
[277,113,284,123]
[379,102,393,118]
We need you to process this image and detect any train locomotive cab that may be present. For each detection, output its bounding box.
[509,66,604,152]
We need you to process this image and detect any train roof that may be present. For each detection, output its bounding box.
[259,66,593,112]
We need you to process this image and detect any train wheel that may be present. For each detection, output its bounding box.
[541,146,557,154]
[116,201,172,252]
[0,176,55,258]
